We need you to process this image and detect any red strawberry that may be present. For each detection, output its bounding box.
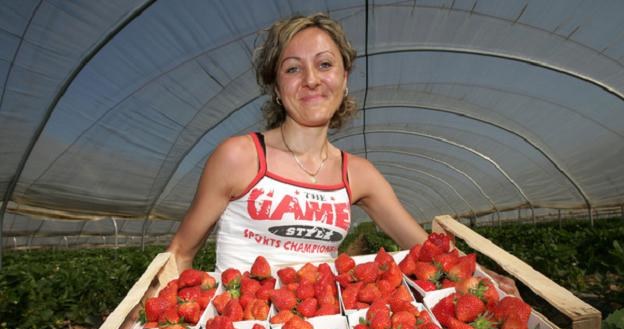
[296,297,318,317]
[446,316,474,329]
[252,324,266,329]
[358,282,382,303]
[315,283,338,307]
[354,324,369,329]
[283,316,313,329]
[376,279,394,295]
[416,309,433,325]
[144,296,171,323]
[390,285,412,302]
[270,287,297,311]
[354,262,379,283]
[367,301,390,323]
[221,268,242,289]
[162,325,189,329]
[414,279,437,291]
[201,272,218,290]
[143,322,159,328]
[179,268,205,288]
[399,254,416,276]
[198,288,216,309]
[501,313,529,329]
[178,286,202,302]
[418,240,443,262]
[369,308,392,329]
[341,282,362,310]
[315,301,339,316]
[336,271,356,287]
[206,315,235,329]
[297,263,319,285]
[295,281,315,300]
[375,247,396,269]
[239,292,254,309]
[494,296,531,323]
[446,254,476,282]
[391,311,417,329]
[157,305,179,324]
[262,277,276,289]
[270,309,296,324]
[408,244,422,262]
[432,250,460,272]
[413,262,441,283]
[158,281,178,305]
[243,298,269,320]
[255,284,273,301]
[212,291,232,314]
[278,267,299,284]
[431,293,457,327]
[317,262,334,279]
[441,278,456,288]
[455,294,485,322]
[240,276,262,296]
[223,299,243,322]
[428,232,451,253]
[470,314,498,329]
[250,256,272,280]
[178,300,201,325]
[381,262,403,288]
[417,324,441,329]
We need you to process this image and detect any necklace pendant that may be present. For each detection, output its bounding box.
[310,176,317,183]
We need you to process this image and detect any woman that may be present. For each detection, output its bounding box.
[166,13,518,295]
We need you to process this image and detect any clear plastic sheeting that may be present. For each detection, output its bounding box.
[1,0,624,249]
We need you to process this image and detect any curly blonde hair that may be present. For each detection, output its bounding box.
[253,13,357,130]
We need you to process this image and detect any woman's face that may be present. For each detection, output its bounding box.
[275,27,348,127]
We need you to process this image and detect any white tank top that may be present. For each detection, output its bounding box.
[214,132,352,272]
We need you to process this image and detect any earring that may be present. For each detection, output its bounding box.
[345,87,349,97]
[276,96,282,106]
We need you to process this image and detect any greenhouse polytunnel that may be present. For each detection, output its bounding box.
[1,0,623,258]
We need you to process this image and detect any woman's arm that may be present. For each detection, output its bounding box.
[166,135,258,271]
[348,155,429,249]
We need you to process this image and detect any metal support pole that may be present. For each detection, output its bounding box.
[111,217,119,249]
[588,206,594,227]
[558,209,562,229]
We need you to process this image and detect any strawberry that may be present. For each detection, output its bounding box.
[178,286,202,302]
[354,324,369,329]
[455,293,485,322]
[297,263,319,285]
[144,296,171,323]
[255,284,273,301]
[399,254,416,276]
[369,308,392,329]
[375,247,396,270]
[367,301,390,323]
[428,232,451,253]
[317,262,334,279]
[418,240,443,262]
[455,277,480,295]
[212,291,232,314]
[278,267,299,284]
[143,322,159,328]
[501,313,529,329]
[391,311,417,329]
[358,283,382,303]
[178,300,201,325]
[315,301,339,316]
[389,299,418,315]
[432,250,460,273]
[417,324,441,329]
[414,279,437,291]
[162,325,189,329]
[283,316,313,329]
[336,271,356,287]
[441,278,456,288]
[198,288,216,309]
[240,275,262,296]
[223,299,243,322]
[252,324,266,329]
[493,296,531,323]
[270,310,296,324]
[206,315,235,329]
[239,292,254,309]
[296,297,318,317]
[201,272,218,290]
[456,277,499,306]
[179,268,205,288]
[381,262,403,288]
[250,256,272,280]
[416,309,433,325]
[446,254,476,282]
[158,281,179,305]
[315,283,338,307]
[296,281,315,300]
[413,262,441,283]
[390,285,412,302]
[157,305,179,324]
[376,279,394,295]
[221,268,242,290]
[354,262,379,283]
[470,314,498,329]
[243,298,269,320]
[431,293,457,327]
[270,287,297,311]
[341,282,362,310]
[408,244,422,262]
[446,316,474,329]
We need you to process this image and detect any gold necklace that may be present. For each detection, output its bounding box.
[280,125,328,183]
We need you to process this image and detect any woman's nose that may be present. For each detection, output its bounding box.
[304,67,320,88]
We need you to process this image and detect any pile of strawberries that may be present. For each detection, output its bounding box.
[432,292,531,329]
[270,262,340,323]
[335,248,413,311]
[354,299,441,329]
[399,233,477,292]
[141,268,218,328]
[210,256,275,326]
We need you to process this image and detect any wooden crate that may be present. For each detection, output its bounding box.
[100,252,180,329]
[431,215,602,329]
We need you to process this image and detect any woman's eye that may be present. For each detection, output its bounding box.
[285,66,299,73]
[320,62,332,69]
